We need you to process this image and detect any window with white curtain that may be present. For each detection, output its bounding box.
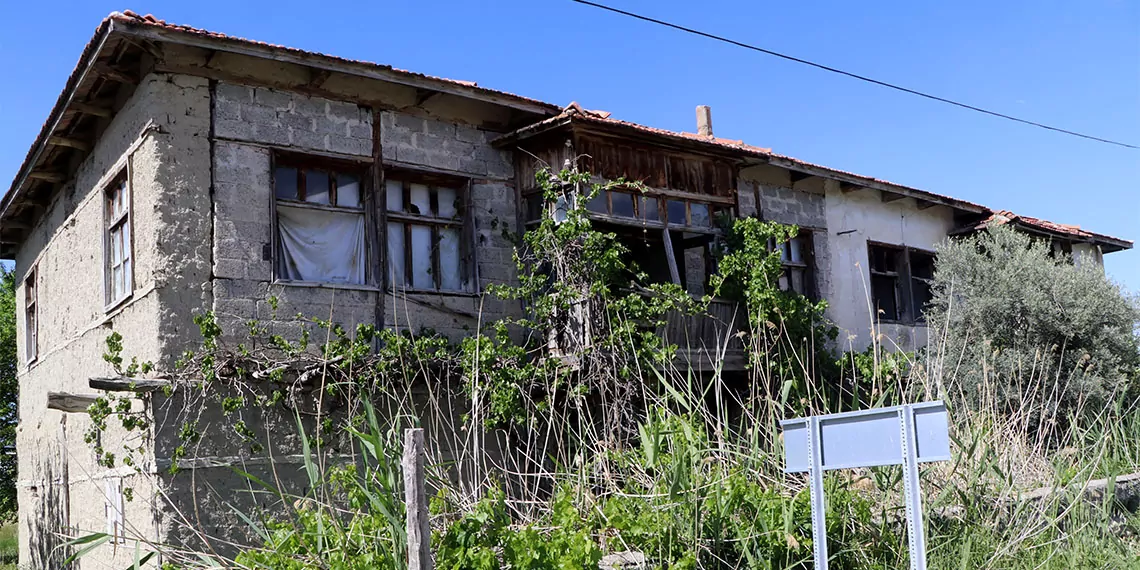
[385,176,470,292]
[273,158,369,285]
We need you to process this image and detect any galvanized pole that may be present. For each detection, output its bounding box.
[403,428,434,570]
[899,405,928,570]
[807,416,829,570]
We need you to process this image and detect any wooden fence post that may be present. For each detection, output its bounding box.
[403,428,433,570]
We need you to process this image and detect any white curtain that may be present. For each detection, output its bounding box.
[277,205,366,284]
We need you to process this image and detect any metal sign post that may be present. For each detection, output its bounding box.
[782,401,951,570]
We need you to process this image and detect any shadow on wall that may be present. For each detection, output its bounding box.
[26,439,73,570]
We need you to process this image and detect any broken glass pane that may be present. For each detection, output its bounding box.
[411,225,433,289]
[439,228,462,291]
[667,200,687,225]
[586,191,608,214]
[386,180,404,212]
[409,184,431,217]
[387,222,405,287]
[275,167,298,200]
[641,196,659,221]
[337,174,361,208]
[437,187,458,219]
[690,203,709,227]
[612,193,634,217]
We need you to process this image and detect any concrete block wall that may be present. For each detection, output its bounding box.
[211,82,521,341]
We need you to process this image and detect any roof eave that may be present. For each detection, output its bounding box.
[112,17,561,117]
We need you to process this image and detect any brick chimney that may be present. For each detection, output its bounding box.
[696,105,713,137]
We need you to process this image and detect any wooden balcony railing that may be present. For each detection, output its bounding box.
[659,298,747,353]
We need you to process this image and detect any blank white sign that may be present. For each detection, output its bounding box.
[782,401,950,473]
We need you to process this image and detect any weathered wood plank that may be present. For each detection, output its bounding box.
[47,136,92,152]
[89,377,171,392]
[403,428,434,570]
[47,392,100,413]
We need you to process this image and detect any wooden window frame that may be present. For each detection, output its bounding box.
[383,170,475,294]
[773,231,816,299]
[867,242,936,325]
[24,267,37,365]
[104,170,133,310]
[271,153,376,287]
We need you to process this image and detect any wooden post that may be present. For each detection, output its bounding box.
[403,428,433,570]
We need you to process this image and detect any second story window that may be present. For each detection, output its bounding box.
[773,232,814,298]
[274,158,368,285]
[105,174,133,307]
[868,242,935,324]
[385,176,470,292]
[24,268,37,364]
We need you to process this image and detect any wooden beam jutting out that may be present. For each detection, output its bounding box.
[839,182,863,193]
[28,171,67,183]
[916,200,937,210]
[92,63,138,84]
[69,101,114,118]
[48,136,92,152]
[47,392,100,413]
[89,376,172,393]
[881,192,905,203]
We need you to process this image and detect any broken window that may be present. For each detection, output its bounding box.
[274,158,369,285]
[773,232,815,298]
[868,243,936,324]
[530,187,727,231]
[385,176,471,292]
[24,268,36,364]
[105,174,132,307]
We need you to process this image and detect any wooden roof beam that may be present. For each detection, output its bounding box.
[839,182,864,193]
[27,171,67,183]
[92,62,138,84]
[881,191,905,203]
[48,392,101,413]
[48,136,92,152]
[68,101,115,118]
[916,200,937,210]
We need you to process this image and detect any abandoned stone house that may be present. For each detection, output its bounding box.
[1,11,1131,568]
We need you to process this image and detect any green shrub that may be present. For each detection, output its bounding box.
[925,225,1140,432]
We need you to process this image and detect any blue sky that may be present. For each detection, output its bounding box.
[1,1,1136,289]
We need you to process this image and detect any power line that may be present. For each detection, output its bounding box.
[570,0,1139,150]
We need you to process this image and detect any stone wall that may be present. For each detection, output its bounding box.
[14,72,212,569]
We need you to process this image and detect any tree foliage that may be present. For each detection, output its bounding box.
[925,225,1140,431]
[0,268,16,522]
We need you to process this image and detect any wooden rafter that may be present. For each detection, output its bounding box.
[28,171,67,183]
[881,192,905,203]
[48,136,92,152]
[47,392,101,413]
[916,200,937,210]
[789,171,815,185]
[92,63,138,84]
[68,101,114,118]
[90,376,171,392]
[840,182,863,193]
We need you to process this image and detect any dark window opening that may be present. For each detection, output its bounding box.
[867,242,936,324]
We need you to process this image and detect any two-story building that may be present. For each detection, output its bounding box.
[1,12,1130,568]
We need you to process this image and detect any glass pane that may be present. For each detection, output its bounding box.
[336,174,361,208]
[387,222,405,287]
[641,196,659,221]
[586,191,608,214]
[410,225,433,289]
[789,236,804,263]
[275,167,298,200]
[110,228,122,265]
[122,222,130,261]
[790,268,805,295]
[437,187,458,219]
[305,170,330,204]
[409,184,431,216]
[778,272,789,291]
[667,200,687,225]
[612,193,634,218]
[690,203,709,227]
[122,257,132,295]
[439,228,462,291]
[111,266,123,300]
[386,180,404,212]
[871,275,898,320]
